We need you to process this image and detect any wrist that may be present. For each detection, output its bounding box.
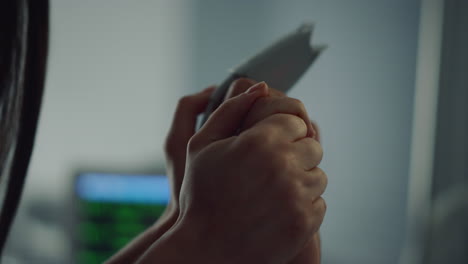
[168,213,227,263]
[288,231,321,264]
[136,212,226,263]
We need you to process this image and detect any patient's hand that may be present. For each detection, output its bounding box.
[224,78,325,264]
[138,82,326,263]
[164,86,215,214]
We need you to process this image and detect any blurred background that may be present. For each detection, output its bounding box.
[3,0,467,263]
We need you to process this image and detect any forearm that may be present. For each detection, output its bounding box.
[105,204,178,264]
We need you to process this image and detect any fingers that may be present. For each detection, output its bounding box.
[302,167,328,199]
[241,96,316,139]
[190,82,269,150]
[292,137,323,171]
[243,113,308,142]
[225,79,314,139]
[224,78,286,101]
[223,78,256,101]
[293,136,326,199]
[307,196,327,234]
[165,87,215,159]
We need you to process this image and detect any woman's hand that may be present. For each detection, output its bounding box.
[109,79,327,263]
[223,78,325,264]
[164,86,215,215]
[137,82,327,263]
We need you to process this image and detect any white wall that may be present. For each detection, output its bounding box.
[27,0,195,200]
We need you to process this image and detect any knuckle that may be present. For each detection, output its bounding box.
[321,198,327,213]
[272,114,308,136]
[308,167,328,194]
[309,140,324,164]
[291,115,308,129]
[237,131,262,150]
[278,113,304,126]
[187,135,203,153]
[287,97,307,114]
[315,197,327,217]
[290,97,305,108]
[239,128,277,151]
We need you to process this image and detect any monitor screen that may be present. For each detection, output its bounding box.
[74,173,170,264]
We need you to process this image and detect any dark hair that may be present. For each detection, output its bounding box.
[0,0,49,253]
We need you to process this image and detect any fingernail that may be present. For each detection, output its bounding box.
[245,81,268,94]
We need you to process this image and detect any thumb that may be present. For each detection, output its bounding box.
[194,82,269,148]
[165,86,215,159]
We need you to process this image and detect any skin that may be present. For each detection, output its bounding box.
[106,80,327,263]
[223,79,323,264]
